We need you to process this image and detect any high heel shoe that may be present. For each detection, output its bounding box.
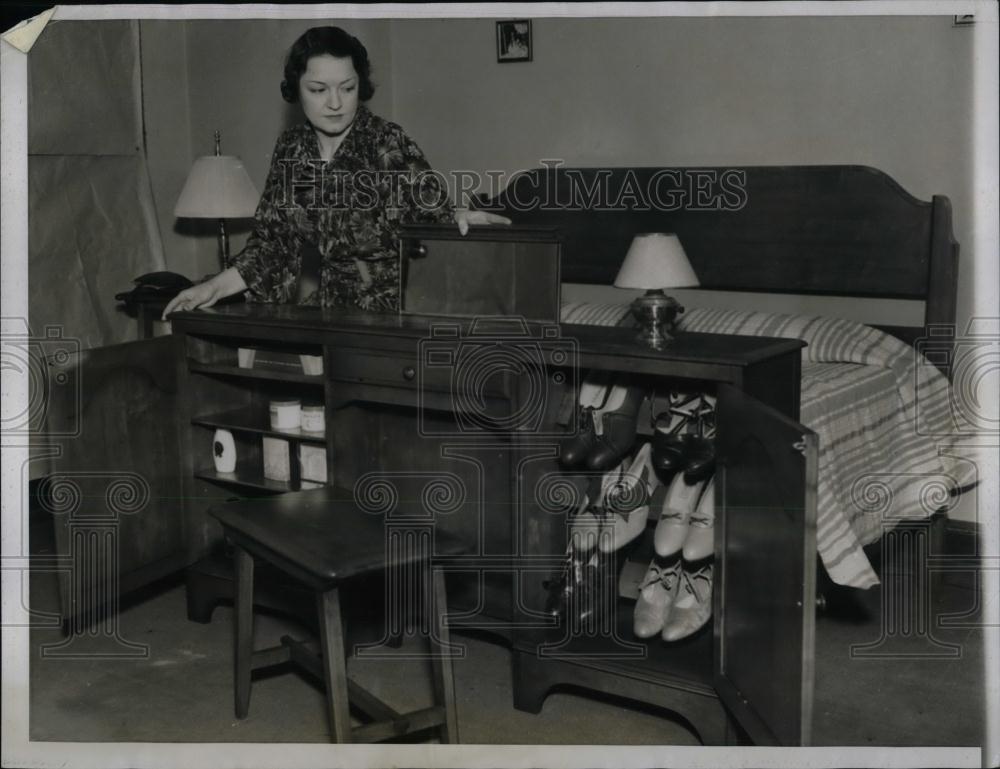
[652,473,709,558]
[543,544,595,622]
[681,478,714,561]
[632,557,682,639]
[650,393,702,475]
[598,442,660,554]
[569,461,626,553]
[559,405,599,469]
[682,396,716,482]
[587,384,646,472]
[661,560,713,642]
[682,435,716,483]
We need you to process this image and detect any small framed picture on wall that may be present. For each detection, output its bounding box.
[496,19,531,63]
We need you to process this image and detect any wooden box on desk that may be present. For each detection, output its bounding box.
[398,224,561,322]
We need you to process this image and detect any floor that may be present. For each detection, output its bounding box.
[24,515,987,747]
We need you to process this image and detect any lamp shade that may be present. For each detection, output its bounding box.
[613,233,699,290]
[174,155,260,219]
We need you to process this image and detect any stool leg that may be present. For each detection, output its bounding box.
[316,587,353,743]
[429,569,459,744]
[234,546,254,719]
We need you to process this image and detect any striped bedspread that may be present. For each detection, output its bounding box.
[561,302,972,588]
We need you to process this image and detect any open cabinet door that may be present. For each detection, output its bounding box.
[715,383,818,746]
[41,335,191,634]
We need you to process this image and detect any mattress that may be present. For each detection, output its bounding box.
[560,302,973,588]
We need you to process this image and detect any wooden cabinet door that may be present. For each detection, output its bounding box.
[714,383,818,746]
[41,335,191,627]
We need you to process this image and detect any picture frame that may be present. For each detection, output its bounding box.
[496,19,531,63]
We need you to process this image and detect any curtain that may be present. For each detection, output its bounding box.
[28,19,165,349]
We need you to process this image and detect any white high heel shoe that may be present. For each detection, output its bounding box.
[661,561,713,642]
[598,442,660,554]
[632,558,682,639]
[681,477,715,561]
[652,473,709,558]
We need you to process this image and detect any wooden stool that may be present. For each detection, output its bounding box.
[210,487,464,743]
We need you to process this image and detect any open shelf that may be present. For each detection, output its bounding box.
[188,360,325,386]
[192,407,326,443]
[195,464,297,494]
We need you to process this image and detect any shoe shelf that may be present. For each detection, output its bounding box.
[536,379,719,669]
[192,407,327,444]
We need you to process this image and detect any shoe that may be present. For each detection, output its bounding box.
[650,393,702,475]
[682,435,715,483]
[632,558,682,639]
[574,551,617,629]
[661,561,713,641]
[681,478,714,561]
[587,384,646,472]
[559,406,599,469]
[598,442,661,553]
[543,545,595,622]
[543,549,610,627]
[653,473,709,558]
[559,376,614,468]
[569,462,626,552]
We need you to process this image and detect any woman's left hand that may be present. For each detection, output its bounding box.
[455,209,512,235]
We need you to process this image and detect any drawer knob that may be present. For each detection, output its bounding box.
[402,365,416,381]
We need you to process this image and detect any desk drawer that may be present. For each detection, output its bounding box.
[327,348,514,400]
[328,349,424,388]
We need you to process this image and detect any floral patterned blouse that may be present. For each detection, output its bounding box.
[231,105,454,311]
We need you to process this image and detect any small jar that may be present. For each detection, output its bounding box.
[269,398,301,430]
[300,404,325,433]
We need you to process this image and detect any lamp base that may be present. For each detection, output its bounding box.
[629,289,684,349]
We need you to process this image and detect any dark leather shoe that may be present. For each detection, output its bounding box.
[683,436,716,483]
[649,396,701,475]
[586,385,646,472]
[651,431,689,475]
[560,406,598,469]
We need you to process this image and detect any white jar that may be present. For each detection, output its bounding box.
[300,405,325,433]
[212,429,236,473]
[269,399,301,430]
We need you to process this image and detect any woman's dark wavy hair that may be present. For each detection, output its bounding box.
[280,26,375,103]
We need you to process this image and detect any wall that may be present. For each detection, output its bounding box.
[388,16,975,329]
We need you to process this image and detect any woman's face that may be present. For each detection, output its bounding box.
[299,54,359,137]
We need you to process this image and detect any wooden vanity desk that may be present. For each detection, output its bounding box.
[169,304,815,747]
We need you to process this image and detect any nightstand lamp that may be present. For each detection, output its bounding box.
[174,131,260,269]
[614,233,700,348]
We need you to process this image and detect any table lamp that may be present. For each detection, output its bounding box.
[174,131,260,269]
[613,233,700,348]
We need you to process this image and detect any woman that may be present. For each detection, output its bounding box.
[164,26,508,318]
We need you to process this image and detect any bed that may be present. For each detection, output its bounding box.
[482,165,970,589]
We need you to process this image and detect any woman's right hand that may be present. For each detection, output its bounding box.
[162,267,249,320]
[162,282,220,319]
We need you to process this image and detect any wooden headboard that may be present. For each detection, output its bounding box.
[482,165,959,349]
